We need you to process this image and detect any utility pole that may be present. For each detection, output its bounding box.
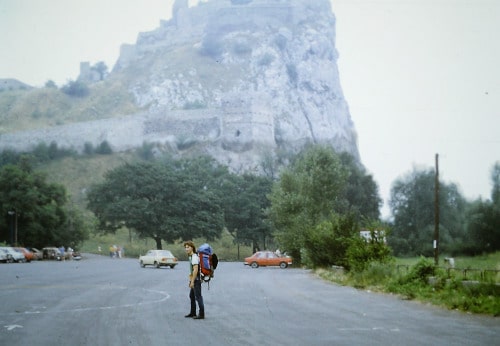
[434,154,440,266]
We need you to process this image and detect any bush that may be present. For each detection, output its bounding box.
[346,233,392,272]
[45,80,57,88]
[348,262,394,289]
[402,256,436,284]
[183,100,206,110]
[257,53,275,66]
[274,34,287,51]
[61,80,89,97]
[83,142,94,155]
[286,64,298,86]
[303,213,357,269]
[200,33,223,58]
[95,141,112,155]
[137,142,155,160]
[176,137,197,151]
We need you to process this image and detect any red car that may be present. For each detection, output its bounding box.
[14,247,34,262]
[244,251,292,269]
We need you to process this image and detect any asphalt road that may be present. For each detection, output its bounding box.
[0,254,498,346]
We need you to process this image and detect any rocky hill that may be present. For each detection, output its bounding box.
[0,0,359,174]
[0,78,33,92]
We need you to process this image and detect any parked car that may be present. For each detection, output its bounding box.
[139,250,178,269]
[244,250,293,269]
[14,247,34,262]
[30,247,43,260]
[0,247,26,263]
[42,247,63,261]
[72,250,82,260]
[0,248,13,263]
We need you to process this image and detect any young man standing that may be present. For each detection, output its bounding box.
[184,241,205,319]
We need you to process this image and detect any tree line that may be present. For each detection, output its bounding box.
[389,163,500,256]
[1,144,498,270]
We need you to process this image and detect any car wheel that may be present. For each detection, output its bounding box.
[279,262,288,269]
[170,265,176,269]
[251,262,259,269]
[140,260,145,268]
[155,261,160,268]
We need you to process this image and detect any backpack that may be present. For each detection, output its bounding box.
[197,243,218,284]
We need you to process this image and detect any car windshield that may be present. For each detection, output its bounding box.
[157,250,173,257]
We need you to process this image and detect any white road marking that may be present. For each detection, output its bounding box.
[4,325,23,331]
[2,286,170,316]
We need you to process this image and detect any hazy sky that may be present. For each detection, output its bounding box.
[0,0,499,218]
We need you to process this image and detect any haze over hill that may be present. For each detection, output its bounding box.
[0,0,359,175]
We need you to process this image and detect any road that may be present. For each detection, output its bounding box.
[0,254,498,346]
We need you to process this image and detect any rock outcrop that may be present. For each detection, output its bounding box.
[0,0,359,174]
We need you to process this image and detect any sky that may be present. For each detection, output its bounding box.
[0,0,499,218]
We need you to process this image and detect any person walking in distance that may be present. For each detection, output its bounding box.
[184,241,204,319]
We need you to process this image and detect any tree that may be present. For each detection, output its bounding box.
[0,164,88,248]
[464,162,500,254]
[491,161,500,205]
[61,80,89,97]
[95,141,113,155]
[339,152,382,220]
[303,212,358,269]
[86,157,225,249]
[466,200,500,254]
[388,167,467,256]
[220,173,273,251]
[45,80,57,88]
[268,145,349,263]
[91,61,108,81]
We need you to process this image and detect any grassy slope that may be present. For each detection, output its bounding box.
[0,78,140,134]
[39,152,140,210]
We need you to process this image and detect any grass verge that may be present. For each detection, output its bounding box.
[315,255,500,317]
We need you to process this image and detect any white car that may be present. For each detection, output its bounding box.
[139,250,178,269]
[0,247,26,263]
[0,248,12,262]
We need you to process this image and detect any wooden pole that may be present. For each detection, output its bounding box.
[434,154,440,266]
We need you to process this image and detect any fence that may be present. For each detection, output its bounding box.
[396,264,500,283]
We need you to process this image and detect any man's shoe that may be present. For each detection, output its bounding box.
[184,313,196,318]
[193,315,205,320]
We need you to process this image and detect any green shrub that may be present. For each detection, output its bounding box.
[95,141,112,155]
[346,237,392,272]
[182,100,206,110]
[176,137,197,150]
[257,53,275,66]
[402,256,436,284]
[83,142,94,155]
[303,213,357,269]
[286,64,298,86]
[61,80,89,97]
[45,80,57,88]
[200,33,223,58]
[137,142,156,160]
[348,262,394,289]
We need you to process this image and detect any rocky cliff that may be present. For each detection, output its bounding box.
[0,0,359,174]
